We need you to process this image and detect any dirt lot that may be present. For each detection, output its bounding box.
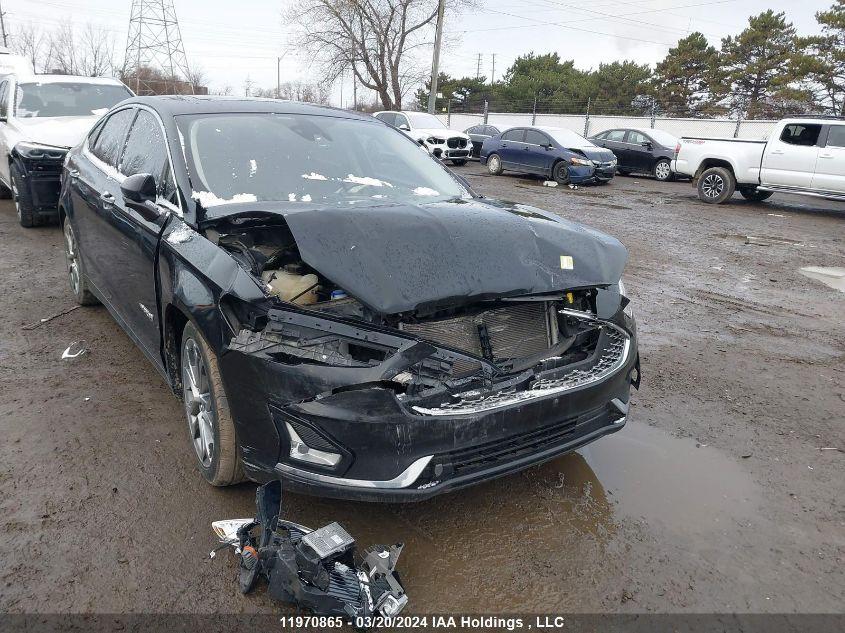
[1,165,843,617]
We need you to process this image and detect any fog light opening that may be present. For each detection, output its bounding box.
[285,422,341,467]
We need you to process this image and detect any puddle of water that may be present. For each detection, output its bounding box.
[800,266,845,293]
[281,420,762,612]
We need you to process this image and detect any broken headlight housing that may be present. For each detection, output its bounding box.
[14,141,68,160]
[618,278,634,318]
[570,156,593,166]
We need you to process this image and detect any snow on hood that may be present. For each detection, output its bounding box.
[257,198,627,314]
[13,115,102,149]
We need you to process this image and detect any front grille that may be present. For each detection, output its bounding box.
[400,302,551,376]
[447,137,468,148]
[418,403,621,482]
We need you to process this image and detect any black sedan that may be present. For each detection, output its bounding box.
[59,96,639,501]
[464,124,504,158]
[589,128,679,181]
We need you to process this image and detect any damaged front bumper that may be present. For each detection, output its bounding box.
[222,306,639,502]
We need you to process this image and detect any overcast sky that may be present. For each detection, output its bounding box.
[5,0,832,106]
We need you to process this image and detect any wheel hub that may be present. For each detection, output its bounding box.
[702,174,724,198]
[63,223,81,294]
[183,338,215,468]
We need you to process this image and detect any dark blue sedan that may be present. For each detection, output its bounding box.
[480,126,617,185]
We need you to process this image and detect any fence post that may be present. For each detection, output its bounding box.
[531,93,537,126]
[583,97,591,137]
[483,99,488,124]
[650,97,656,129]
[446,98,451,127]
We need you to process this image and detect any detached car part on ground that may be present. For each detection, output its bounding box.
[0,74,132,226]
[211,480,408,621]
[374,110,473,165]
[59,96,639,501]
[481,126,617,185]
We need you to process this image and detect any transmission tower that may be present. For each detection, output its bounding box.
[123,0,193,95]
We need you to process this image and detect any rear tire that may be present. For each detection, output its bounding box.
[11,164,37,227]
[739,187,774,202]
[654,158,673,182]
[181,322,244,487]
[486,153,503,175]
[697,166,735,204]
[552,161,571,185]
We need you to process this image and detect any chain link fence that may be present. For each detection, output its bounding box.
[433,98,778,140]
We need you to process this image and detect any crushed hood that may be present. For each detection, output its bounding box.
[12,115,101,148]
[572,146,616,162]
[276,198,627,314]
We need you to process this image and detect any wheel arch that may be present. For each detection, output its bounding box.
[696,158,736,180]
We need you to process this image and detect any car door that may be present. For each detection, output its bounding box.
[600,130,629,168]
[71,106,137,303]
[625,131,654,172]
[0,78,12,186]
[522,129,555,174]
[760,123,823,189]
[106,107,176,360]
[498,128,525,169]
[812,124,845,194]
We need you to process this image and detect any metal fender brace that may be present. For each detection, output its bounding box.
[210,481,408,623]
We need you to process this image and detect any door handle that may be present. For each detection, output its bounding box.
[68,169,79,178]
[819,153,834,159]
[770,150,784,155]
[100,192,115,205]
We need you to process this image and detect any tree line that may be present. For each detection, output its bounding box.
[414,3,845,120]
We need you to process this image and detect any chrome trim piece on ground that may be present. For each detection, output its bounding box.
[275,455,433,489]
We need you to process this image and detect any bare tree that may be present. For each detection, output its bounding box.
[46,23,79,74]
[285,0,456,110]
[186,65,207,92]
[78,24,115,76]
[10,23,46,73]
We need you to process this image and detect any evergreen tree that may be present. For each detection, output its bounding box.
[585,61,653,115]
[719,10,800,118]
[651,32,723,116]
[795,0,845,115]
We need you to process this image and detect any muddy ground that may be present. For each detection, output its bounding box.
[0,165,843,617]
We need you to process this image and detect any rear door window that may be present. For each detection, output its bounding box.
[524,129,550,146]
[91,108,135,167]
[502,129,525,142]
[605,130,627,142]
[780,124,822,147]
[825,125,845,148]
[628,131,649,145]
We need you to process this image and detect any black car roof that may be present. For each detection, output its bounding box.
[124,95,373,121]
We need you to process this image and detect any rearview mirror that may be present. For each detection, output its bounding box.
[121,173,166,224]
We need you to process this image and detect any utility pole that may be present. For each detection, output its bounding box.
[475,53,482,81]
[277,57,281,98]
[490,54,496,86]
[427,0,445,114]
[0,2,8,48]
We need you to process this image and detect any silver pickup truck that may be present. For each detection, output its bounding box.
[672,117,845,204]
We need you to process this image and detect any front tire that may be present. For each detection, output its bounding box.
[697,166,735,204]
[552,160,571,185]
[739,187,774,202]
[654,158,673,182]
[487,153,503,175]
[11,164,37,227]
[62,217,99,306]
[451,159,467,166]
[181,322,244,486]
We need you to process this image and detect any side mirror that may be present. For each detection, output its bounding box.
[544,144,553,151]
[398,123,410,131]
[641,141,652,148]
[121,173,166,224]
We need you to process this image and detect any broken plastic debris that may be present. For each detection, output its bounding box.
[61,341,87,360]
[569,184,578,190]
[212,481,408,623]
[543,181,558,187]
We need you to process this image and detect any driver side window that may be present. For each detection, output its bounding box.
[120,109,174,202]
[395,114,409,129]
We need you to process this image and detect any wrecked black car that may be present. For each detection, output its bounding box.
[59,96,639,501]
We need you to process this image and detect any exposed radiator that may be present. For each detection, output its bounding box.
[400,302,553,375]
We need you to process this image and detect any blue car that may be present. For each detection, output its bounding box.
[480,126,617,185]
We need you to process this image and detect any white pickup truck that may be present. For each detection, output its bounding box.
[672,117,845,204]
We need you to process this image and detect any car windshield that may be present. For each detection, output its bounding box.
[15,82,131,118]
[405,112,446,129]
[543,128,594,149]
[176,112,467,207]
[642,129,678,147]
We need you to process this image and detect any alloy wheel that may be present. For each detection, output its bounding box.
[655,161,671,180]
[701,173,724,198]
[63,221,81,295]
[183,338,215,468]
[11,179,20,221]
[488,155,500,173]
